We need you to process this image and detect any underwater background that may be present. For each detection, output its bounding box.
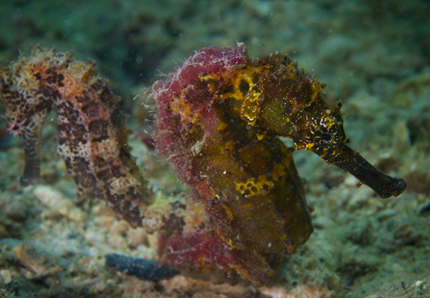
[0,0,429,297]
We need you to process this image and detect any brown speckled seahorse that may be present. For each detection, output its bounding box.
[0,47,151,228]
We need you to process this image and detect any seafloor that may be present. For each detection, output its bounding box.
[0,0,429,297]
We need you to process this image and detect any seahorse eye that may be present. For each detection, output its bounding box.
[322,133,331,141]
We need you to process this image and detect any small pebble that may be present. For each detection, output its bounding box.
[377,209,398,221]
[0,269,12,284]
[33,185,85,222]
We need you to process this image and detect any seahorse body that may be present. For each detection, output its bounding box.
[150,43,406,283]
[0,48,150,228]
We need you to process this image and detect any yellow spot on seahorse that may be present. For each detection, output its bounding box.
[235,174,274,197]
[218,66,263,127]
[272,163,286,182]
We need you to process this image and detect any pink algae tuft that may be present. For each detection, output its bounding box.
[153,44,248,187]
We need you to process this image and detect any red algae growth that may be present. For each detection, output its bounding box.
[0,44,406,285]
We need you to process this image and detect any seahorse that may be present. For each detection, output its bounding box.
[150,43,406,283]
[0,47,151,229]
